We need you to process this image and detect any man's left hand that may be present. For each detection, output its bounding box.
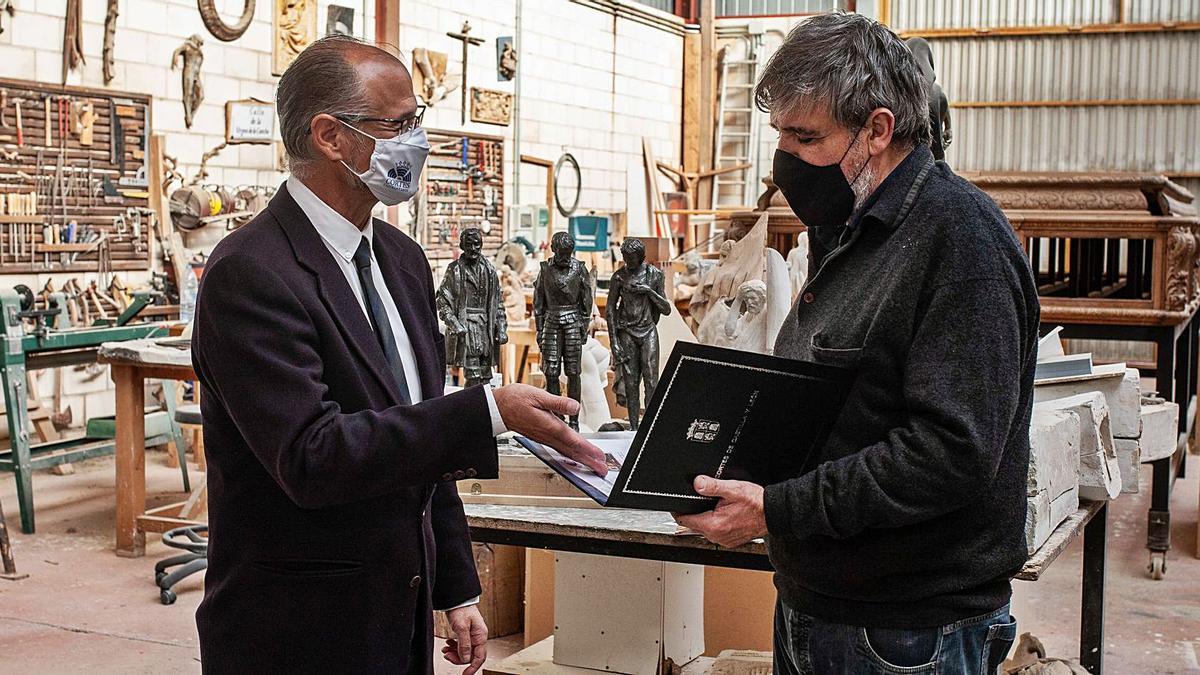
[442,605,488,675]
[673,477,767,548]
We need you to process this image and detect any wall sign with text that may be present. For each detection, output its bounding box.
[226,99,276,145]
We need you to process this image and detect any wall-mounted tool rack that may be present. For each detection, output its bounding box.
[0,77,153,274]
[418,128,506,265]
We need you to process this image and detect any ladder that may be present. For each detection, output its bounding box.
[713,33,764,209]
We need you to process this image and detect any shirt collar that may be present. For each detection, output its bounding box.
[850,144,933,231]
[286,175,373,263]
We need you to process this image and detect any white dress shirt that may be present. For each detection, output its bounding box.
[287,177,506,436]
[289,176,505,612]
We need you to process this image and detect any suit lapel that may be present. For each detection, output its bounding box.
[270,184,403,405]
[371,228,443,401]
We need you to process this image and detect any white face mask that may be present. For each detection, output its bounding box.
[340,122,429,205]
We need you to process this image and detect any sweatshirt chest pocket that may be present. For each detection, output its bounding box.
[809,332,866,369]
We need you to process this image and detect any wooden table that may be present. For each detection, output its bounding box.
[466,500,1110,673]
[98,339,204,558]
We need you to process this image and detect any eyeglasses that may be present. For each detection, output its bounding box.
[333,105,426,136]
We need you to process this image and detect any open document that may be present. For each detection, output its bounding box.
[518,342,854,514]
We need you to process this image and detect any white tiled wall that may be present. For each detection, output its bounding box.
[0,0,685,423]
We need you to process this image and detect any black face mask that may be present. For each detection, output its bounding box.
[773,131,868,231]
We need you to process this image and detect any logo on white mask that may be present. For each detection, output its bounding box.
[387,160,413,191]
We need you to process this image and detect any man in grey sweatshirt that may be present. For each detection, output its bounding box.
[676,13,1039,675]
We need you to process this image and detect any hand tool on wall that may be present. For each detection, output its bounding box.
[43,96,51,146]
[13,97,23,147]
[0,89,8,129]
[110,100,125,175]
[57,97,68,150]
[73,101,94,146]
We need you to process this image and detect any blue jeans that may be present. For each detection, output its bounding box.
[774,600,1017,675]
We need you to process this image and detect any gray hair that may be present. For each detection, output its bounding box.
[276,35,376,178]
[755,12,930,149]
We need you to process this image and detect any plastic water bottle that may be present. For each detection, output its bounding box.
[179,270,199,324]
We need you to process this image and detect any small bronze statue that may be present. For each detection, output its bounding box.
[533,232,593,430]
[437,228,508,388]
[172,34,205,129]
[607,239,671,430]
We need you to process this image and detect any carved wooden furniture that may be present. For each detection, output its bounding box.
[966,172,1199,578]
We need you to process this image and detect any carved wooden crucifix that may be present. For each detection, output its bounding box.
[446,21,484,125]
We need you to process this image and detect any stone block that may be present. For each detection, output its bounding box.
[1027,485,1079,555]
[1034,392,1121,501]
[1027,408,1081,498]
[1034,367,1141,439]
[1139,398,1179,462]
[1115,438,1140,494]
[1026,407,1081,553]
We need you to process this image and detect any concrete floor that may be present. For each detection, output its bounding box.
[0,449,1197,673]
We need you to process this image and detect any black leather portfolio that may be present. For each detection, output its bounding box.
[517,342,853,513]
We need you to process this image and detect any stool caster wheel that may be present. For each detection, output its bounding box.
[161,589,177,605]
[1148,553,1167,580]
[155,572,167,586]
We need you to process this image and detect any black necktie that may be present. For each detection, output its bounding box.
[353,237,412,405]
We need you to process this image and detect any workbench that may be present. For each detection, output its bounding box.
[0,287,173,533]
[466,501,1110,674]
[97,338,203,558]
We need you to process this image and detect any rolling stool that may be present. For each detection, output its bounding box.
[175,403,205,470]
[155,525,208,605]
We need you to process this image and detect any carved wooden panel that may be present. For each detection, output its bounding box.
[273,0,317,76]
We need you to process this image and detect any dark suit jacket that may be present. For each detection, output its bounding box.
[192,184,498,673]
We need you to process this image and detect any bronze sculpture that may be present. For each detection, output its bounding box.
[172,35,205,129]
[906,37,952,162]
[436,228,508,388]
[533,232,592,430]
[607,239,670,430]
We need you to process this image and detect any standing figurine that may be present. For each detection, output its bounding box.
[437,228,507,388]
[607,239,671,430]
[172,34,205,129]
[533,232,593,430]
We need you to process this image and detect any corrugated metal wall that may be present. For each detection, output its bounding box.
[887,4,1200,177]
[889,0,1199,31]
[716,0,842,16]
[947,105,1197,173]
[938,33,1199,101]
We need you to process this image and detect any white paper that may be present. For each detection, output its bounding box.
[541,435,632,498]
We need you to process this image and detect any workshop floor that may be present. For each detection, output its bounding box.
[0,450,1197,674]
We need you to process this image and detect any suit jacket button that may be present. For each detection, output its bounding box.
[466,468,478,478]
[441,472,453,481]
[453,470,466,480]
[410,575,421,588]
[802,292,815,304]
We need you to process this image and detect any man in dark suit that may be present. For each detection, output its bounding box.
[191,36,606,674]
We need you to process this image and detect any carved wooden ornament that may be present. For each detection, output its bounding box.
[273,0,317,76]
[199,0,255,42]
[470,88,513,126]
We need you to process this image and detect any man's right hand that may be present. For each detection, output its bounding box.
[493,384,607,476]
